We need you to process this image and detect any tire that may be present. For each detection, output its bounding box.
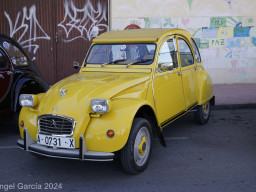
[194,101,211,125]
[120,118,152,174]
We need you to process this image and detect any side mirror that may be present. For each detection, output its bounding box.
[159,62,174,71]
[73,61,81,69]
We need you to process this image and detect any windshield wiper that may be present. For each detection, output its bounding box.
[126,59,153,68]
[101,59,127,67]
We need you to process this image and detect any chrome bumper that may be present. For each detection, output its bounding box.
[17,128,114,162]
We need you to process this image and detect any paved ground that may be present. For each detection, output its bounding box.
[0,108,256,192]
[213,83,256,105]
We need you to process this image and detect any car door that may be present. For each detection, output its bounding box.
[153,37,186,126]
[177,37,197,109]
[0,47,13,103]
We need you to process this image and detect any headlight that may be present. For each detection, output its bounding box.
[91,99,110,113]
[19,94,37,107]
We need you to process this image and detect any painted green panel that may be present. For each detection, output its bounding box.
[210,17,226,27]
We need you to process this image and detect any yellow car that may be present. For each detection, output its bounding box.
[17,28,214,174]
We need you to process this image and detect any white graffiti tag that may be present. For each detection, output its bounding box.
[58,0,108,42]
[4,5,50,56]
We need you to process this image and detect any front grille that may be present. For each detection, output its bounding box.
[38,115,76,136]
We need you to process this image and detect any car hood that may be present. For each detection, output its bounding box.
[38,72,150,117]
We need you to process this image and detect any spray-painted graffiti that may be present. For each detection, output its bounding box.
[234,27,250,37]
[187,0,193,9]
[4,5,50,57]
[251,37,256,46]
[58,0,108,42]
[211,17,226,27]
[229,60,246,75]
[225,0,232,9]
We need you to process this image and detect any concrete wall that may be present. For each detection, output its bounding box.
[111,0,256,84]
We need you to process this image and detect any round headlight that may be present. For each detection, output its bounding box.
[19,94,37,107]
[91,99,110,113]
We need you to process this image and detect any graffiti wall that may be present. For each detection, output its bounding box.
[0,0,109,84]
[111,0,256,84]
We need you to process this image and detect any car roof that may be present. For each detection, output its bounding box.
[93,28,191,43]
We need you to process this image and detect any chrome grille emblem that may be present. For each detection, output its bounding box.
[52,119,57,128]
[60,89,67,98]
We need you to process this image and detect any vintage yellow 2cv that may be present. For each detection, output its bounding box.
[17,28,214,174]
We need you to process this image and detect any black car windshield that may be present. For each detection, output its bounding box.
[86,43,156,65]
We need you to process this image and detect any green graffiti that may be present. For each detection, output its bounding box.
[187,0,193,9]
[199,39,209,49]
[163,18,171,27]
[210,17,226,27]
[144,18,150,28]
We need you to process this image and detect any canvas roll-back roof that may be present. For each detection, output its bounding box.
[93,28,189,43]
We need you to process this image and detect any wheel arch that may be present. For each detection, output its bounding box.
[135,105,166,147]
[11,76,49,112]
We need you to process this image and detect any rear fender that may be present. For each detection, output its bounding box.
[196,70,214,105]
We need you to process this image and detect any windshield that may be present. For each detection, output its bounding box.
[86,43,156,65]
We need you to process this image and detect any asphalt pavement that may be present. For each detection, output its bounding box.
[0,108,256,192]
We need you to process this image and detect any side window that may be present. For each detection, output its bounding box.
[0,51,7,68]
[191,38,201,63]
[2,41,28,66]
[158,39,178,72]
[177,38,194,67]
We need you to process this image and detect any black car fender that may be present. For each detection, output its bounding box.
[11,75,49,112]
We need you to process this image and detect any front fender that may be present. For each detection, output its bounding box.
[18,107,38,141]
[196,69,214,105]
[18,93,45,141]
[84,98,155,153]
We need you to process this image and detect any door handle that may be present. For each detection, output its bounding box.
[178,72,182,75]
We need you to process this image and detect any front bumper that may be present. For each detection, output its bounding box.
[17,128,114,161]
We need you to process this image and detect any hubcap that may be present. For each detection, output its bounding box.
[138,136,146,156]
[134,127,151,166]
[202,102,210,119]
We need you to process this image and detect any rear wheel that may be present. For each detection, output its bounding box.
[120,118,152,174]
[194,101,211,125]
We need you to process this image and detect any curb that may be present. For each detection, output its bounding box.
[214,103,256,110]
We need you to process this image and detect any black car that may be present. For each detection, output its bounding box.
[0,34,49,114]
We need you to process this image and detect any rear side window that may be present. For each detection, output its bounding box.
[2,41,28,66]
[191,39,201,63]
[177,38,194,67]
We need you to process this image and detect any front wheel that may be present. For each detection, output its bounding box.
[194,101,211,125]
[120,118,152,174]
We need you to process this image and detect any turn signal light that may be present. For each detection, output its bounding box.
[107,130,115,138]
[20,120,24,128]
